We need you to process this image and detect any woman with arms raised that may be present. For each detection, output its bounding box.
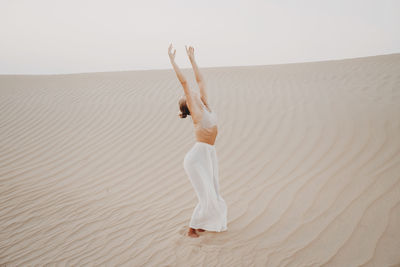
[168,44,228,238]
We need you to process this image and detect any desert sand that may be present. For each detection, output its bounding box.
[1,53,400,266]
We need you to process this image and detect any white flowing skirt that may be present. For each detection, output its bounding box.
[183,141,228,232]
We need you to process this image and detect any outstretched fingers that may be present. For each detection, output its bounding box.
[185,45,195,61]
[168,43,176,59]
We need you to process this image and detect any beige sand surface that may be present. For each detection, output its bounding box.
[1,54,400,266]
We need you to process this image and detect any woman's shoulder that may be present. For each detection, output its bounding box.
[189,89,200,97]
[187,90,203,106]
[190,90,211,107]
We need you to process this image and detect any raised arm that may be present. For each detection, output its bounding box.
[168,44,190,97]
[185,45,208,104]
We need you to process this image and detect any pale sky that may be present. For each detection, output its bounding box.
[1,0,399,74]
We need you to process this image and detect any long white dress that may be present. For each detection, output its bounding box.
[183,103,228,232]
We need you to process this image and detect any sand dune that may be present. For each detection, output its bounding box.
[1,54,400,266]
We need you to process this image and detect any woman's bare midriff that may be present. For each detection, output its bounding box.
[194,124,218,145]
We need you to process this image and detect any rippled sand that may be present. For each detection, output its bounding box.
[1,54,400,266]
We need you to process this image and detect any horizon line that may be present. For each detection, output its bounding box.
[1,52,399,76]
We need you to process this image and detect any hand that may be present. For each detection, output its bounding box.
[185,45,195,62]
[168,43,176,62]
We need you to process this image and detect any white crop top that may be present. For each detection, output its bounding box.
[198,100,218,128]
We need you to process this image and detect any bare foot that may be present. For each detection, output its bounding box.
[197,228,205,232]
[187,227,199,238]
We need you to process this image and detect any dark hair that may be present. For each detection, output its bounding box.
[179,99,191,118]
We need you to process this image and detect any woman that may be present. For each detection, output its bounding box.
[168,44,228,238]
